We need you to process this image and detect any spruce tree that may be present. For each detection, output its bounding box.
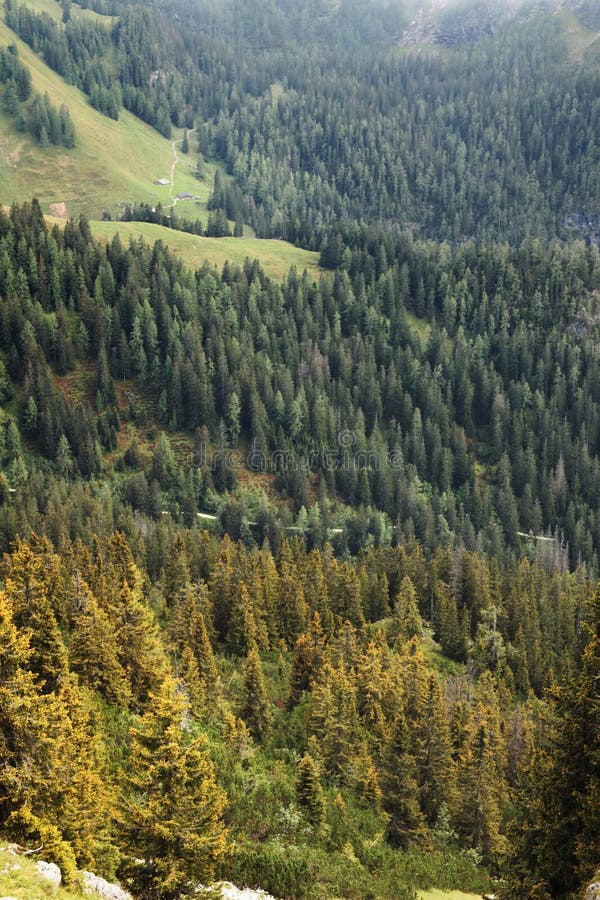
[380,709,427,849]
[288,612,326,708]
[119,679,228,899]
[116,580,166,704]
[69,586,131,706]
[53,675,114,870]
[297,753,325,826]
[457,712,507,862]
[3,539,68,692]
[309,660,363,783]
[509,585,600,895]
[390,575,422,643]
[239,645,272,741]
[188,606,219,696]
[179,645,206,717]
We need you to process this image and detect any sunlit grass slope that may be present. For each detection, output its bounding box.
[90,220,321,280]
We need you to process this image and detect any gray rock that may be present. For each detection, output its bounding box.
[36,860,62,887]
[82,870,132,899]
[587,882,600,900]
[195,883,277,899]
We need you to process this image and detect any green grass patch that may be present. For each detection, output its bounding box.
[90,220,321,281]
[16,0,112,24]
[0,845,90,899]
[0,9,303,265]
[405,311,431,349]
[420,630,463,678]
[556,8,600,65]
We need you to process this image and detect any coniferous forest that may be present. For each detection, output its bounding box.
[0,0,600,897]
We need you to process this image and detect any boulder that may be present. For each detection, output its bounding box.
[587,882,600,900]
[36,860,62,887]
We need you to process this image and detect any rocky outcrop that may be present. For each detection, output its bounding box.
[82,871,132,899]
[36,860,62,887]
[195,883,277,899]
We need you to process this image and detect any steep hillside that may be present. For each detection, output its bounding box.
[0,5,206,219]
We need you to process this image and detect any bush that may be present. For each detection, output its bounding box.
[228,841,313,897]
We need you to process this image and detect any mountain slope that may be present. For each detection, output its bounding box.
[0,7,206,219]
[0,4,322,278]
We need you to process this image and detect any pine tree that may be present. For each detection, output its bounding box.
[69,585,131,706]
[355,639,396,754]
[417,674,456,823]
[509,585,600,895]
[0,589,39,822]
[0,591,77,880]
[288,612,326,708]
[179,645,206,717]
[380,709,427,849]
[309,660,363,783]
[3,539,68,692]
[116,580,166,704]
[119,678,228,899]
[162,533,190,606]
[457,707,507,862]
[277,558,308,647]
[390,574,422,643]
[360,758,384,816]
[327,559,365,627]
[239,646,272,741]
[2,80,18,116]
[297,753,325,826]
[53,675,114,870]
[227,581,260,655]
[188,606,219,695]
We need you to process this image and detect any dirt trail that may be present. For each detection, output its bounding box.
[164,128,197,210]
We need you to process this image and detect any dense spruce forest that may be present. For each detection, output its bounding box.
[2,204,600,569]
[0,0,600,896]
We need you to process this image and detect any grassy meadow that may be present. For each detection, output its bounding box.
[90,220,321,280]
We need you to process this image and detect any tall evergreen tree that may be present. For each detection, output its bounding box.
[296,753,325,827]
[239,646,272,741]
[118,678,228,899]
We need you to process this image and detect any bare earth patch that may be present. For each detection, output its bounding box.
[50,201,69,218]
[7,141,26,165]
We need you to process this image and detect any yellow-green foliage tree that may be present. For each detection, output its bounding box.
[379,708,427,849]
[119,678,229,899]
[296,753,325,826]
[2,538,68,692]
[69,583,131,706]
[0,590,109,880]
[239,645,272,740]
